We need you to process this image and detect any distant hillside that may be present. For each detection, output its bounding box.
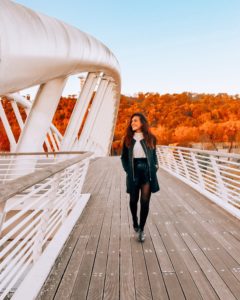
[113,92,240,154]
[0,92,239,153]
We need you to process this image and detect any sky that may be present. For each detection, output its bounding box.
[16,0,240,97]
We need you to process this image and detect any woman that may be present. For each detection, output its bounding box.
[120,112,160,242]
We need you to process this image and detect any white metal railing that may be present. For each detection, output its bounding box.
[0,151,88,182]
[157,145,240,219]
[0,152,93,299]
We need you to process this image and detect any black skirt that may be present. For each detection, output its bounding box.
[133,157,150,186]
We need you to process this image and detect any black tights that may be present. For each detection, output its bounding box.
[129,181,151,231]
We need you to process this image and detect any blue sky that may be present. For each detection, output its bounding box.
[16,0,240,96]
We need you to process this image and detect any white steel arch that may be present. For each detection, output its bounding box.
[0,0,121,157]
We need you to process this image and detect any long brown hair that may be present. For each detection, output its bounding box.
[122,112,157,149]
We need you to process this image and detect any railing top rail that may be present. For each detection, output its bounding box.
[0,151,93,205]
[0,151,88,156]
[158,145,240,160]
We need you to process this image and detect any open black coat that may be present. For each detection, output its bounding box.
[120,138,160,194]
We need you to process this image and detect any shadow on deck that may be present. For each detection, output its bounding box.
[37,156,240,300]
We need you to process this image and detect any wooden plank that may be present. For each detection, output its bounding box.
[142,224,169,300]
[169,186,240,280]
[147,219,185,300]
[147,209,175,273]
[119,166,136,299]
[161,169,240,282]
[86,159,118,299]
[103,166,120,300]
[152,197,219,300]
[166,183,240,265]
[127,188,152,299]
[69,161,116,299]
[162,167,240,239]
[150,196,202,300]
[158,185,239,299]
[162,182,240,284]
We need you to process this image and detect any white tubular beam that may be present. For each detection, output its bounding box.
[6,93,32,109]
[81,79,110,151]
[15,77,67,153]
[102,93,116,153]
[60,72,98,151]
[90,83,115,155]
[107,92,121,155]
[7,77,68,177]
[101,94,117,155]
[11,100,24,129]
[50,123,63,141]
[77,78,109,150]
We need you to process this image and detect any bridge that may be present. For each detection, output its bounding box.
[0,1,239,299]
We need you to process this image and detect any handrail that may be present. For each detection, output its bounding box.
[0,151,93,205]
[157,145,240,220]
[0,151,93,299]
[0,151,87,156]
[161,145,240,160]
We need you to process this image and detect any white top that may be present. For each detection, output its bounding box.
[133,131,146,158]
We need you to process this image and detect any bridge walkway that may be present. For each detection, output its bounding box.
[37,156,240,300]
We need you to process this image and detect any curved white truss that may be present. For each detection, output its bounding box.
[0,0,120,94]
[0,0,121,157]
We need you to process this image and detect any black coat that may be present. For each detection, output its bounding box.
[120,138,160,194]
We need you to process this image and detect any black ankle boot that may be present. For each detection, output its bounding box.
[138,229,145,242]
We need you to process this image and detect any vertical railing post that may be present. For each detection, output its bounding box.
[209,155,229,201]
[163,148,171,169]
[0,202,7,239]
[168,148,176,173]
[156,147,165,167]
[107,90,120,155]
[32,172,60,262]
[190,151,205,188]
[178,149,191,180]
[171,148,181,175]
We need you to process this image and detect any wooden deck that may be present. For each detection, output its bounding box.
[37,156,240,300]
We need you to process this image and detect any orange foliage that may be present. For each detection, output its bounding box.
[0,97,27,151]
[52,97,77,135]
[1,92,240,154]
[113,92,240,154]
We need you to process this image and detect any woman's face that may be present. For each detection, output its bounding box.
[131,116,142,132]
